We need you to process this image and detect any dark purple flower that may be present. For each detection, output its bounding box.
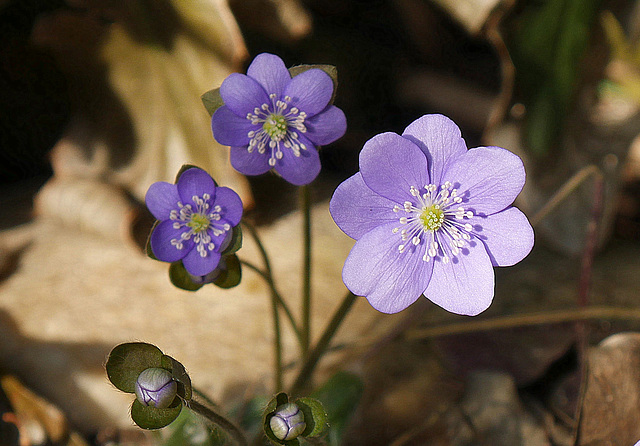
[145,167,243,277]
[329,114,534,316]
[211,53,347,185]
[135,368,177,409]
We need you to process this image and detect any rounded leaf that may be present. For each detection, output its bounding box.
[213,254,242,289]
[161,355,193,401]
[106,343,164,393]
[169,261,204,292]
[296,397,328,438]
[131,397,182,430]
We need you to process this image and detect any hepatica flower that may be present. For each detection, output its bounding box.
[211,53,347,185]
[145,167,243,277]
[330,114,534,315]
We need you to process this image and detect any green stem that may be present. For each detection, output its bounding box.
[188,399,248,446]
[289,291,357,396]
[300,185,312,357]
[240,259,302,344]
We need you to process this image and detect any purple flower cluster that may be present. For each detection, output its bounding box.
[330,114,534,316]
[211,53,347,185]
[145,167,243,277]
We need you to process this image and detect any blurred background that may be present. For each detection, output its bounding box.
[2,0,640,445]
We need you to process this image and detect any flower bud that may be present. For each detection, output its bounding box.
[135,368,177,409]
[269,402,306,441]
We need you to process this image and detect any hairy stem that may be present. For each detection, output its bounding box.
[188,399,248,446]
[300,185,312,357]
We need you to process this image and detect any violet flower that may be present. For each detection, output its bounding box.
[145,167,243,277]
[329,114,534,316]
[135,368,177,409]
[211,53,347,185]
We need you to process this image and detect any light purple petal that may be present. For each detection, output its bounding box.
[359,132,429,203]
[182,247,221,276]
[246,53,291,98]
[342,222,434,314]
[469,207,534,267]
[219,73,270,117]
[177,168,216,206]
[402,114,468,185]
[211,106,255,147]
[145,182,180,220]
[283,68,333,117]
[230,146,272,176]
[150,220,192,262]
[423,238,494,316]
[329,172,399,240]
[274,135,321,185]
[442,146,525,216]
[214,187,243,226]
[304,105,347,146]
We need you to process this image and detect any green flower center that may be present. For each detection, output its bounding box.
[187,213,210,233]
[262,114,288,141]
[419,205,445,231]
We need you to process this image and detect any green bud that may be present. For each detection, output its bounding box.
[135,368,178,409]
[269,402,306,441]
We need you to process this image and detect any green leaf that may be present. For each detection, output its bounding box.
[296,398,328,438]
[169,262,204,292]
[310,372,363,446]
[161,355,193,401]
[146,220,160,261]
[201,88,224,117]
[131,398,182,430]
[213,254,242,289]
[288,64,338,105]
[221,225,243,256]
[106,343,165,393]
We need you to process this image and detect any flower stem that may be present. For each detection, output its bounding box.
[188,399,248,446]
[300,185,312,358]
[289,291,357,396]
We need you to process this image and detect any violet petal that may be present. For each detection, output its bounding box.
[145,182,180,220]
[220,73,270,117]
[150,220,192,262]
[442,146,525,216]
[283,68,333,117]
[274,134,321,185]
[230,146,272,176]
[402,114,467,185]
[182,247,221,276]
[359,132,429,203]
[214,186,243,226]
[342,221,434,314]
[304,105,347,146]
[329,173,398,240]
[177,168,217,206]
[246,53,291,97]
[470,207,534,267]
[211,106,255,147]
[423,238,494,316]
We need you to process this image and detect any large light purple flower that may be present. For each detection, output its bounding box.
[329,114,534,316]
[145,167,243,277]
[211,53,347,185]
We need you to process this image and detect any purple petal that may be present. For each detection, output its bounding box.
[182,247,221,276]
[469,207,534,267]
[283,69,333,117]
[442,146,525,216]
[246,53,291,98]
[145,182,180,220]
[211,106,255,147]
[304,106,347,146]
[329,172,399,240]
[177,168,216,206]
[214,187,243,226]
[359,132,429,203]
[402,114,468,185]
[150,220,192,262]
[220,73,270,117]
[342,222,434,314]
[230,146,272,176]
[274,135,320,185]
[423,238,494,316]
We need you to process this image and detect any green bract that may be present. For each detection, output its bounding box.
[106,342,192,429]
[263,392,328,445]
